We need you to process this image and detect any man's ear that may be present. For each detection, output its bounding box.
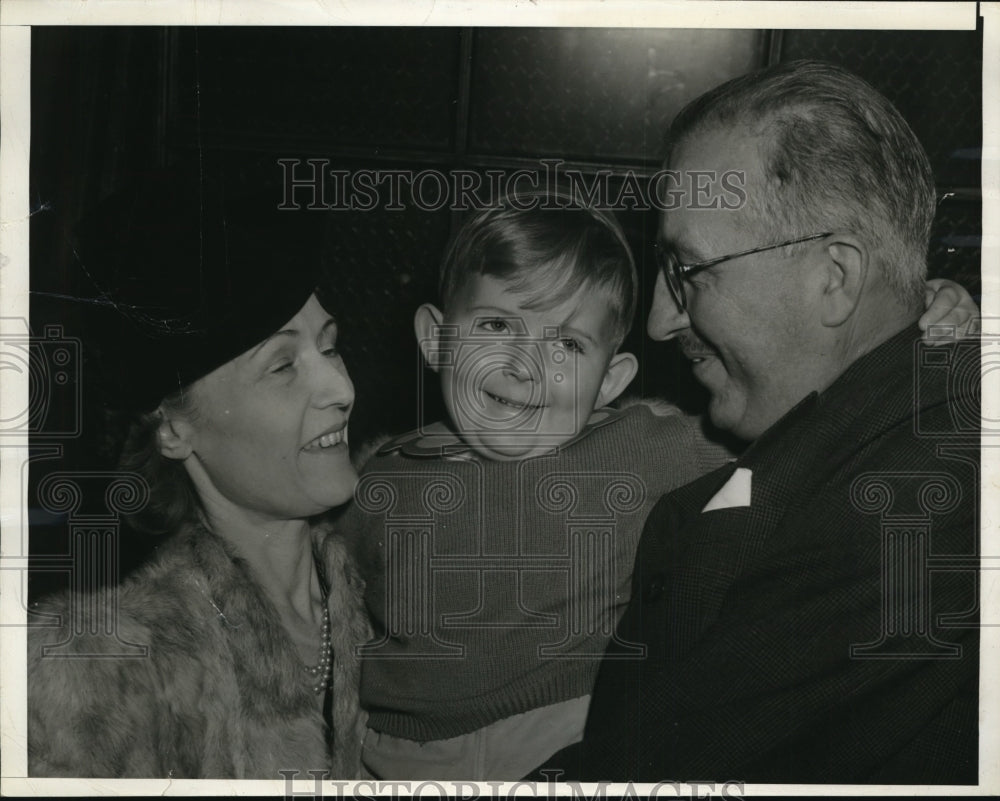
[414,303,445,373]
[818,233,868,327]
[156,409,195,461]
[597,351,639,408]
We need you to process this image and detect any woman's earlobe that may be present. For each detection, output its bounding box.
[156,410,194,461]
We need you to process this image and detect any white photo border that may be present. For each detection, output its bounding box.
[1,1,994,796]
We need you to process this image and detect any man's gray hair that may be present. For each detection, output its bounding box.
[666,60,936,305]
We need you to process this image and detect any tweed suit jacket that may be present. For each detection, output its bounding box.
[540,324,979,784]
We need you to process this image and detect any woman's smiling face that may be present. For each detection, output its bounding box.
[177,294,358,521]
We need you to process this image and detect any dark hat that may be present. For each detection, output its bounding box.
[70,167,324,413]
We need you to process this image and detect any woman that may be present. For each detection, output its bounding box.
[27,171,372,778]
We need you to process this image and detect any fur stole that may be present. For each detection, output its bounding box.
[27,523,371,779]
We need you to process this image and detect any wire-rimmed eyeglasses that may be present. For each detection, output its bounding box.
[654,232,833,311]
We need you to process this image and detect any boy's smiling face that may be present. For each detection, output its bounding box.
[417,273,637,460]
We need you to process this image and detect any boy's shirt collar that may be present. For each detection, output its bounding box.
[376,406,625,460]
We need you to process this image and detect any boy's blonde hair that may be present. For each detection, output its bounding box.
[438,191,637,346]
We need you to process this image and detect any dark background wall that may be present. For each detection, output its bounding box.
[28,25,983,596]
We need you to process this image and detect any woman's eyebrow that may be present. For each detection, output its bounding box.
[250,328,299,358]
[250,317,339,359]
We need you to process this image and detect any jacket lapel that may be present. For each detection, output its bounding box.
[631,463,739,658]
[646,393,827,655]
[662,335,924,650]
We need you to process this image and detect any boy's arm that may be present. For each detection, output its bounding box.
[617,395,740,481]
[920,278,979,341]
[351,433,395,472]
[615,395,684,418]
[330,443,390,586]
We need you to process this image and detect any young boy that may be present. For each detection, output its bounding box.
[344,194,975,780]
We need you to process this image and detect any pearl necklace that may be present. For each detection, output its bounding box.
[304,597,332,694]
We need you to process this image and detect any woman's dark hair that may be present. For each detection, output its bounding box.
[113,389,203,536]
[75,168,329,536]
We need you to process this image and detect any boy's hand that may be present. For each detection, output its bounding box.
[919,278,979,344]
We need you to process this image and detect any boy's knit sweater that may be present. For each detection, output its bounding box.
[346,401,733,741]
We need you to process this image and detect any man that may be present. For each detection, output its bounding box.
[540,60,979,784]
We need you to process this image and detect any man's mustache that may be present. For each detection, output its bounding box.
[675,333,715,359]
